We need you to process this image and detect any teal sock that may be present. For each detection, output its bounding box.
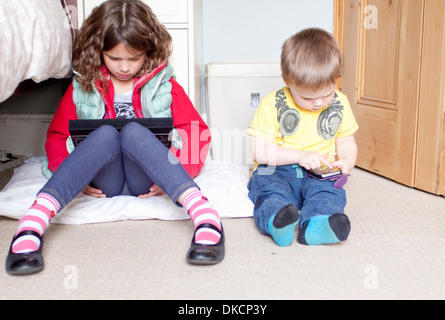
[267,205,300,247]
[297,213,350,246]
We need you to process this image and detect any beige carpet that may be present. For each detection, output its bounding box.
[1,168,445,300]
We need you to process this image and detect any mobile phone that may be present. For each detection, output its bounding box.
[307,166,342,179]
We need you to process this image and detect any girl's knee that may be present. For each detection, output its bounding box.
[90,125,120,145]
[79,125,121,155]
[120,122,158,149]
[121,121,146,136]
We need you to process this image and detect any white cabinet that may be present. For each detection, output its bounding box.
[139,0,188,23]
[78,0,202,109]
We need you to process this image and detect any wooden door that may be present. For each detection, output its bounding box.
[340,0,424,187]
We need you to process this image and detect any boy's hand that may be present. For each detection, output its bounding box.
[298,152,332,171]
[330,159,355,174]
[333,135,358,174]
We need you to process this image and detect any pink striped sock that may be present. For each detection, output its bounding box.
[183,190,221,245]
[12,193,60,254]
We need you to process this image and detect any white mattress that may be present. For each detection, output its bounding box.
[0,0,72,102]
[0,157,253,224]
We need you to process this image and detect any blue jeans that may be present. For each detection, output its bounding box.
[247,165,347,235]
[40,122,198,210]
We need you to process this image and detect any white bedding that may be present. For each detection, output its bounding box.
[0,0,72,102]
[0,157,254,224]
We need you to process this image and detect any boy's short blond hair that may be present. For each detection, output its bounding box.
[281,28,341,91]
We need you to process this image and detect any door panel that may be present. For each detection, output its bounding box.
[359,0,400,111]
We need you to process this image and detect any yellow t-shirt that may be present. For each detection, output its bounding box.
[247,87,358,168]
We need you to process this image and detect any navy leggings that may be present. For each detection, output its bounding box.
[40,122,198,210]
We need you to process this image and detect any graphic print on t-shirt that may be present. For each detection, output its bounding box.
[317,93,343,140]
[275,89,301,137]
[114,91,136,119]
[274,89,344,140]
[114,102,136,119]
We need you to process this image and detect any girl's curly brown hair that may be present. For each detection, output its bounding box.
[72,0,172,92]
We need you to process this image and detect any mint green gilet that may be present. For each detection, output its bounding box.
[41,63,183,179]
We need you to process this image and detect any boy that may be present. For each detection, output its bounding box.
[247,28,358,247]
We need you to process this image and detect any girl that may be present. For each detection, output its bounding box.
[6,0,224,275]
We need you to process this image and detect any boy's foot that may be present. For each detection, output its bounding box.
[267,204,300,247]
[297,213,350,245]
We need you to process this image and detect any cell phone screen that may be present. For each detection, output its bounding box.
[308,166,342,179]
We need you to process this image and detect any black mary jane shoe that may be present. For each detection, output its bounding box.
[6,230,44,275]
[186,223,225,265]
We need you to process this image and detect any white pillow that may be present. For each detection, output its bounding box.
[0,157,253,224]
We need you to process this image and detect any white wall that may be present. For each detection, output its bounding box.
[202,0,334,64]
[201,0,334,114]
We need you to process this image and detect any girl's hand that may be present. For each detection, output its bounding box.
[298,152,332,171]
[138,184,165,199]
[82,185,106,198]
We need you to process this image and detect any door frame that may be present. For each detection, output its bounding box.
[333,0,344,90]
